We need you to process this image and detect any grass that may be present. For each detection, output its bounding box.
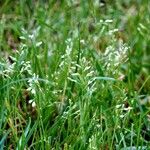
[0,0,150,149]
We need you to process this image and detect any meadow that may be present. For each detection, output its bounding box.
[0,0,150,149]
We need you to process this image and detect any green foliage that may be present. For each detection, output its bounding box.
[0,0,150,149]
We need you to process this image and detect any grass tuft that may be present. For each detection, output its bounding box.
[0,1,150,149]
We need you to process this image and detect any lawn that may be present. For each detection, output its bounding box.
[0,0,150,149]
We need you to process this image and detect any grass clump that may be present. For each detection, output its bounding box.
[0,1,150,149]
